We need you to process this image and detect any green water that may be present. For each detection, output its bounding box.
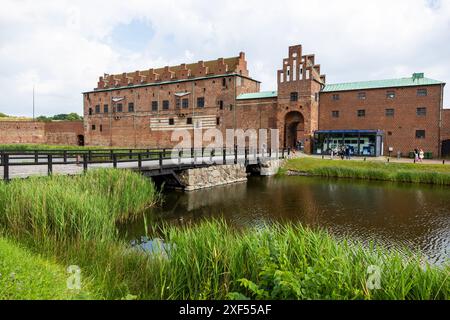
[124,176,450,264]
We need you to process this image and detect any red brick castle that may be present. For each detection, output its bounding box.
[83,44,450,158]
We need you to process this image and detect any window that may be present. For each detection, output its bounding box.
[290,92,298,102]
[163,100,169,110]
[116,103,123,112]
[385,108,395,117]
[357,92,366,100]
[222,78,226,87]
[103,104,108,113]
[182,98,189,108]
[187,117,192,125]
[95,105,100,113]
[388,131,393,136]
[417,89,428,96]
[151,101,158,111]
[169,118,174,125]
[216,117,220,125]
[357,109,366,117]
[219,100,224,110]
[386,91,396,99]
[99,124,103,132]
[415,130,426,139]
[332,110,340,118]
[88,108,93,116]
[128,103,134,112]
[197,97,205,108]
[416,107,427,116]
[332,94,340,101]
[91,124,96,130]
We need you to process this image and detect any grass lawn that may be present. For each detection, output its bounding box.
[282,157,450,185]
[0,237,96,299]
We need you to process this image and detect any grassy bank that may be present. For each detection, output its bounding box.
[0,168,160,299]
[0,169,447,300]
[8,221,449,300]
[282,158,450,185]
[0,237,96,299]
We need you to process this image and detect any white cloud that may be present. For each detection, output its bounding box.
[0,0,449,117]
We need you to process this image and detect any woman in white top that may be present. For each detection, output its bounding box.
[419,149,425,162]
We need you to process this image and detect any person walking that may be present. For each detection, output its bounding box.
[419,149,424,163]
[414,148,419,163]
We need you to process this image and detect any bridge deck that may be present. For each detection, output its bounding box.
[1,148,287,180]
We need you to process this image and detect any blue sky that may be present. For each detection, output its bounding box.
[0,0,449,117]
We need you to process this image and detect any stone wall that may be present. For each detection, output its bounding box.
[177,164,247,191]
[0,120,84,145]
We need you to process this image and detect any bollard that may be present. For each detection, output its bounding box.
[3,154,9,181]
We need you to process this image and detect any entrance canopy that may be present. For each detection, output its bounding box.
[313,130,384,157]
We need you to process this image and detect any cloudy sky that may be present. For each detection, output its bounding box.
[1,0,449,117]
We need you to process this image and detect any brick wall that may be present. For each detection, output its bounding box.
[84,74,259,148]
[319,85,444,156]
[0,120,84,145]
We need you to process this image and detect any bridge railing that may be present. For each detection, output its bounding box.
[0,147,290,181]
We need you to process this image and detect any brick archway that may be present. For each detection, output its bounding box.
[284,111,305,149]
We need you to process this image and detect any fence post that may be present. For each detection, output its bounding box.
[245,148,248,165]
[268,148,272,159]
[83,154,88,172]
[63,150,67,164]
[129,149,133,160]
[159,151,163,170]
[234,145,238,164]
[47,154,53,176]
[138,153,142,170]
[3,154,9,181]
[110,150,114,161]
[178,150,182,169]
[113,154,117,168]
[34,150,38,164]
[88,150,92,162]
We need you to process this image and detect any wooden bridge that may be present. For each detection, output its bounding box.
[0,147,290,182]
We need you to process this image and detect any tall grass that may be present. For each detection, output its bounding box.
[21,220,447,300]
[1,169,447,300]
[0,169,160,241]
[284,158,450,185]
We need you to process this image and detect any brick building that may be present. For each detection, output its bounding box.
[83,44,448,157]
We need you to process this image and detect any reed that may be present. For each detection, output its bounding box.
[0,169,160,241]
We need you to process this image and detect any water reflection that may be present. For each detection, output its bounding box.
[123,176,450,264]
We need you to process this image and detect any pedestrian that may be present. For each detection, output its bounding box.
[419,149,424,163]
[330,148,334,160]
[345,145,351,160]
[414,148,419,163]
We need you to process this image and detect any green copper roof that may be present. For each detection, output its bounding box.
[322,74,445,92]
[237,91,278,100]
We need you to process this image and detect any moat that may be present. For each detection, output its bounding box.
[124,176,450,265]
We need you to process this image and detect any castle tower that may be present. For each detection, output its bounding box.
[276,45,326,153]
